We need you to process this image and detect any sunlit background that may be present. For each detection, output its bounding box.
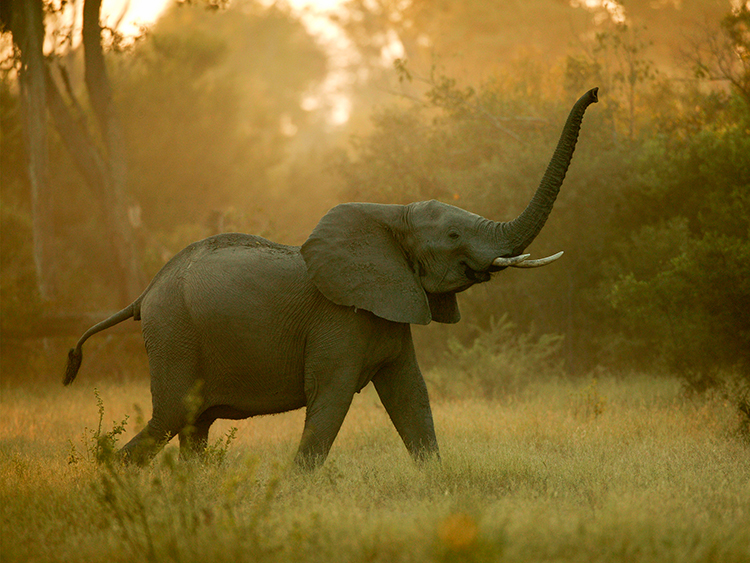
[2,0,749,384]
[2,2,750,561]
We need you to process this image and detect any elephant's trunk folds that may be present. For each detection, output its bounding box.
[498,88,598,256]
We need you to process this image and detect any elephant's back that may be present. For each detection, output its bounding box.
[183,235,310,306]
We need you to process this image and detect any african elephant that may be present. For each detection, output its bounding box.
[64,88,598,468]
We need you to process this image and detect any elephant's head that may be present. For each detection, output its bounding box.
[302,88,598,325]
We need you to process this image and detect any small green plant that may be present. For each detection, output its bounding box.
[203,426,238,465]
[430,315,565,399]
[94,450,283,562]
[718,373,750,443]
[572,377,608,420]
[68,388,129,465]
[64,387,280,561]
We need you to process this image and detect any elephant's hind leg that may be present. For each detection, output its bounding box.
[178,413,214,460]
[119,417,178,465]
[121,321,204,465]
[119,404,209,465]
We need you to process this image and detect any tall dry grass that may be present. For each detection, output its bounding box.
[1,374,748,562]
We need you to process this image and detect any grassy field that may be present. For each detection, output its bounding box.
[1,373,749,563]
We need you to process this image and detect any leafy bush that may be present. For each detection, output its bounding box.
[428,315,565,399]
[603,94,750,380]
[0,199,45,377]
[0,201,42,333]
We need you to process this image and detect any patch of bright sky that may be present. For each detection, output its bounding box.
[572,0,626,24]
[276,0,359,125]
[103,0,169,36]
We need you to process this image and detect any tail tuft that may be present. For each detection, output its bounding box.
[63,347,83,386]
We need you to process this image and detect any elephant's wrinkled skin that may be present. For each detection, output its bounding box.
[64,88,598,468]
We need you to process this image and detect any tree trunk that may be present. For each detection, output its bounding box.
[81,0,145,304]
[15,0,58,301]
[5,0,146,307]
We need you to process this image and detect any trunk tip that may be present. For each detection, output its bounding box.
[589,87,599,103]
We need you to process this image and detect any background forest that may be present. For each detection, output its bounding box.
[1,0,749,391]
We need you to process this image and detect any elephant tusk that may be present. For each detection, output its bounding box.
[510,251,564,268]
[492,254,530,267]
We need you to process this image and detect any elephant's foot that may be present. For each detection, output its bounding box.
[118,420,173,466]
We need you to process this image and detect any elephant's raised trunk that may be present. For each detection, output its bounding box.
[497,88,598,257]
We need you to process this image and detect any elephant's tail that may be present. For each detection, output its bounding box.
[63,302,139,386]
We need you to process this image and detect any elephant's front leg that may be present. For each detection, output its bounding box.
[372,345,439,463]
[294,365,357,470]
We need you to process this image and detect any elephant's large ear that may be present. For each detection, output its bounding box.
[301,203,432,325]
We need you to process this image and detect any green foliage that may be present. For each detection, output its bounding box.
[0,200,42,332]
[691,3,750,105]
[338,61,577,209]
[68,388,130,466]
[63,387,281,562]
[429,316,565,399]
[0,187,49,378]
[605,94,750,379]
[94,452,281,563]
[0,73,42,343]
[567,23,658,141]
[202,426,238,466]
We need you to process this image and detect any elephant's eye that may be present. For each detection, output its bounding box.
[448,230,461,241]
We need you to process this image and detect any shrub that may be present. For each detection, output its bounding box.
[428,315,565,399]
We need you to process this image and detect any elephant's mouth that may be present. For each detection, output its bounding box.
[463,263,492,284]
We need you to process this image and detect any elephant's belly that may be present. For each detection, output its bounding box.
[200,402,307,422]
[199,333,308,416]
